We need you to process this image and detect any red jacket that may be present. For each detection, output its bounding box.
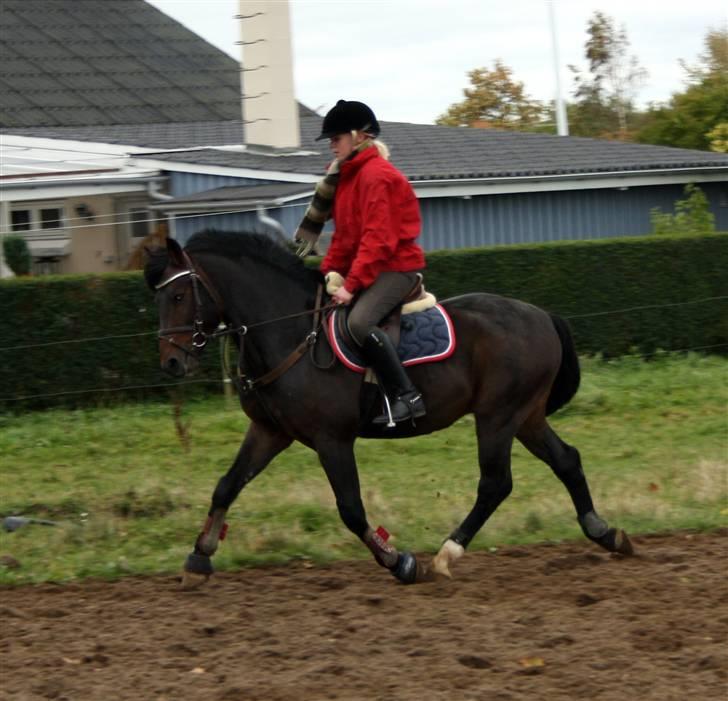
[321,147,425,293]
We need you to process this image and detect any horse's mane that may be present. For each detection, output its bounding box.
[144,229,322,291]
[143,247,169,290]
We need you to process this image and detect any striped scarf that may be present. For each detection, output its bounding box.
[294,141,373,252]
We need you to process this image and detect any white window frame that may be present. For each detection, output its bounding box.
[9,202,68,241]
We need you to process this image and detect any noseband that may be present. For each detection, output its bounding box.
[155,252,224,356]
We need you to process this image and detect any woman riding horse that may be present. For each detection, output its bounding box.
[297,99,426,425]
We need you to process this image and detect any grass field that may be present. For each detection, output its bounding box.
[1,353,726,585]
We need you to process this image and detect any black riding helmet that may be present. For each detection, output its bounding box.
[315,100,381,140]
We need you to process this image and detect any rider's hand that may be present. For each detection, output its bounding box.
[333,287,354,305]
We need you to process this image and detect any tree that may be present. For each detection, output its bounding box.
[569,11,647,139]
[650,183,716,235]
[707,122,728,153]
[636,28,728,151]
[2,235,31,276]
[436,60,546,130]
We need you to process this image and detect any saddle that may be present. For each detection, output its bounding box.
[326,274,456,374]
[333,273,430,349]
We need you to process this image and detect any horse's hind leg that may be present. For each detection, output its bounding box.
[517,416,633,555]
[432,420,514,579]
[181,420,292,589]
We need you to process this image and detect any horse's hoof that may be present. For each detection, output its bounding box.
[430,539,465,579]
[593,528,635,556]
[181,551,213,589]
[391,551,418,584]
[414,558,436,583]
[613,529,635,556]
[430,554,453,579]
[180,570,210,590]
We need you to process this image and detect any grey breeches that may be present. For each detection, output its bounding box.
[347,271,420,347]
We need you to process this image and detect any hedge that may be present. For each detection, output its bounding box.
[1,233,725,410]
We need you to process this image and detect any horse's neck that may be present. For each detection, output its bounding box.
[206,255,316,360]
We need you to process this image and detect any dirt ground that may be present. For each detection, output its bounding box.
[1,530,726,701]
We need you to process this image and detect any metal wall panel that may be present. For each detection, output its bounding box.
[173,202,313,244]
[417,182,728,251]
[167,174,728,249]
[168,172,275,198]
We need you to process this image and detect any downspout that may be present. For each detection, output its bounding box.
[147,179,175,238]
[0,200,12,278]
[256,204,287,244]
[147,180,173,201]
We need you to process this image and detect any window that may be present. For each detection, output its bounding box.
[9,203,66,238]
[32,258,62,275]
[129,208,150,238]
[10,209,31,232]
[40,207,63,230]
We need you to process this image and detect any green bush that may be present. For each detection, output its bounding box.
[421,233,728,358]
[651,183,716,235]
[1,233,726,410]
[2,235,32,276]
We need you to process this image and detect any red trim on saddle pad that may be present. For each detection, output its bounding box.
[327,304,457,374]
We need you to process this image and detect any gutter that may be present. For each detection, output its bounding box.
[413,167,728,198]
[412,165,728,186]
[0,173,167,190]
[148,193,312,213]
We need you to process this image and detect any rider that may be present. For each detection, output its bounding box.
[303,99,427,425]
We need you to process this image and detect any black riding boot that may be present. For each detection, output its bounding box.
[361,328,426,426]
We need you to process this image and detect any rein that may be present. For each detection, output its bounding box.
[156,253,336,393]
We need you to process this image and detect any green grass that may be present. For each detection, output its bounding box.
[1,353,726,585]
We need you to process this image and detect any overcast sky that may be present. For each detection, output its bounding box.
[148,0,727,125]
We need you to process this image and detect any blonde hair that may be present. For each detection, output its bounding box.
[351,130,390,161]
[372,139,390,160]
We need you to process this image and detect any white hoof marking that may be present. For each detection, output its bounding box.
[180,571,209,590]
[431,539,465,579]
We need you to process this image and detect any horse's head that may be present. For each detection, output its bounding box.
[145,238,221,378]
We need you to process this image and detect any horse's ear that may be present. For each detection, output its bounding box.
[166,237,186,267]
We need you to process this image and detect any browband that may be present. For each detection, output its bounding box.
[155,270,193,290]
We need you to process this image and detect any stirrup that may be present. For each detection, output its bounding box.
[372,392,426,427]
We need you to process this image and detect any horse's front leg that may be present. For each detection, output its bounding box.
[316,438,429,584]
[182,420,292,589]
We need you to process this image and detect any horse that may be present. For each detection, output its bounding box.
[144,230,633,588]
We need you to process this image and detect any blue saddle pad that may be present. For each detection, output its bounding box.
[328,304,456,373]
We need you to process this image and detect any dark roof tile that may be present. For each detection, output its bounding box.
[0,0,314,127]
[6,114,727,179]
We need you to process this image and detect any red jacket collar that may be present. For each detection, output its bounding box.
[339,145,379,178]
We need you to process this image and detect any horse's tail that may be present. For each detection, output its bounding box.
[546,314,581,416]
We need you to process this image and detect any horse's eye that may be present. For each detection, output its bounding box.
[173,293,184,302]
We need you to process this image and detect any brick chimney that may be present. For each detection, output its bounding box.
[238,0,300,149]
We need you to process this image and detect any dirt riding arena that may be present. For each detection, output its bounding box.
[1,531,726,701]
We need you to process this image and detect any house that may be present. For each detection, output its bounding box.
[0,0,314,275]
[2,0,727,277]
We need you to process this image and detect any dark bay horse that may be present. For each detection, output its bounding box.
[145,231,633,587]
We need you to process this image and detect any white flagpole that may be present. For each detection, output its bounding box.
[548,0,569,136]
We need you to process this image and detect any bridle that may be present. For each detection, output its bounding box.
[155,250,226,356]
[155,251,336,392]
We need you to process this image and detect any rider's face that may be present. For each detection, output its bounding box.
[329,133,354,160]
[329,131,367,160]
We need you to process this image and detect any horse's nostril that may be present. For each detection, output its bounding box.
[164,357,184,377]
